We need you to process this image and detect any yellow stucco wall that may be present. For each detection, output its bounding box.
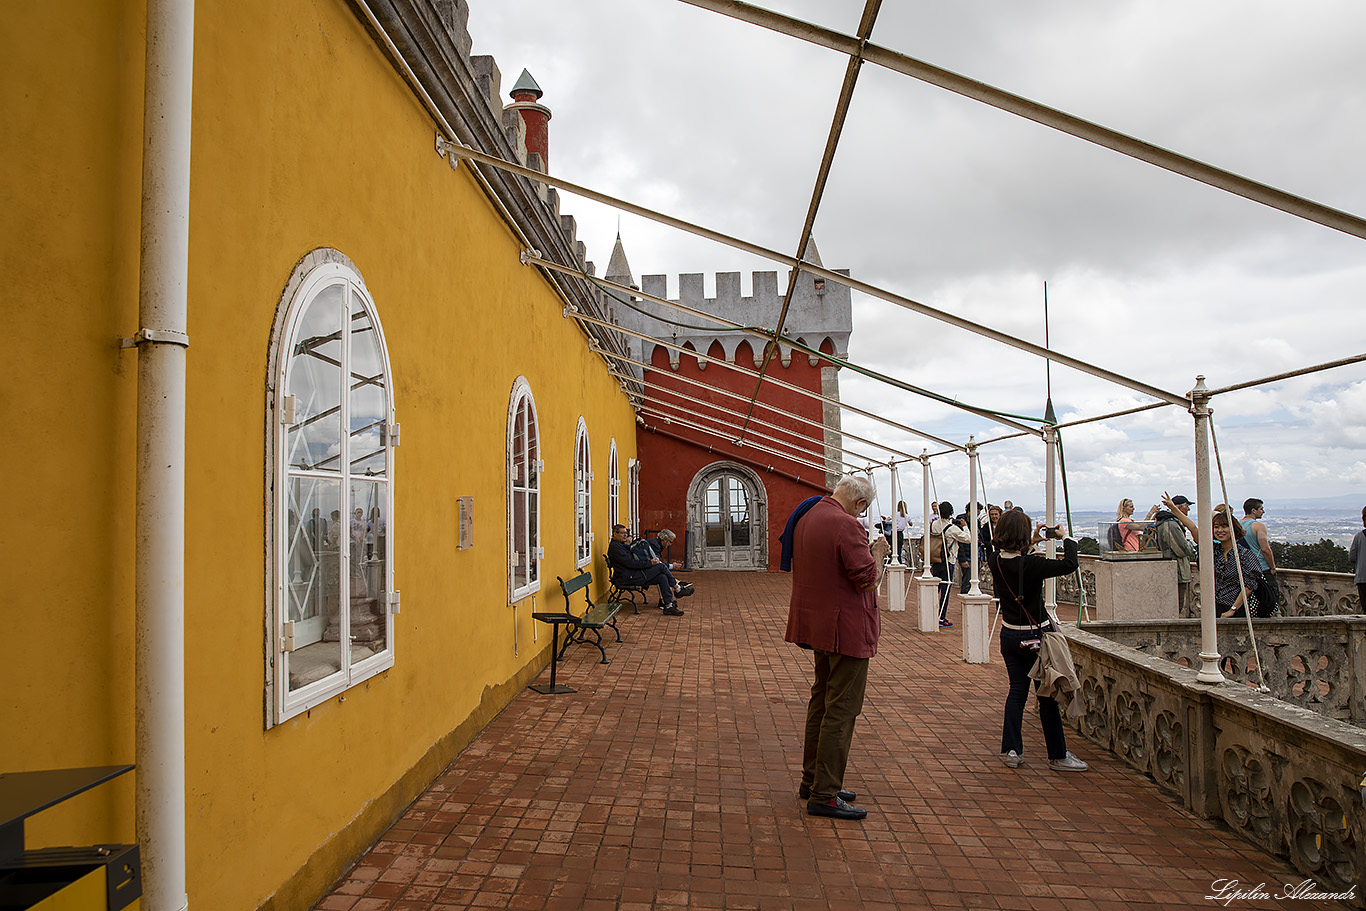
[5,1,638,909]
[1,0,144,844]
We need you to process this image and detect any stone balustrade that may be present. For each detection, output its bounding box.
[906,542,1361,619]
[1063,623,1366,904]
[1054,556,1360,619]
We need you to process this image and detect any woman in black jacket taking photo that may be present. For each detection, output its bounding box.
[987,509,1088,772]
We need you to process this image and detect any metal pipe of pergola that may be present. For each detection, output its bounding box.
[532,256,1030,436]
[613,370,886,466]
[438,137,1187,407]
[636,392,877,469]
[675,0,1366,244]
[636,405,865,476]
[605,359,921,462]
[572,307,966,450]
[743,0,883,437]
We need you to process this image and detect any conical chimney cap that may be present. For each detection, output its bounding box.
[510,68,543,100]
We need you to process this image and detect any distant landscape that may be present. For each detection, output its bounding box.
[908,496,1366,547]
[1053,506,1363,547]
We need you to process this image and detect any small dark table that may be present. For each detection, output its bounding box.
[0,765,141,910]
[529,612,577,694]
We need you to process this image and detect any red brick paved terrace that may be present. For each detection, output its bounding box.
[315,571,1312,911]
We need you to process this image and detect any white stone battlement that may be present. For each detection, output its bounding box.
[624,267,852,371]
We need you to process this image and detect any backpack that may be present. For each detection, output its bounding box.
[928,522,945,564]
[629,538,656,562]
[1106,523,1124,552]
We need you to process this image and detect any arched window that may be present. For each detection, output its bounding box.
[508,378,541,601]
[271,254,395,723]
[608,439,620,528]
[574,419,593,568]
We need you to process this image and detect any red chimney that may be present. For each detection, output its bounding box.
[507,69,551,171]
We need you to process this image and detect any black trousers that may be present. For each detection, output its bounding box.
[1000,626,1067,760]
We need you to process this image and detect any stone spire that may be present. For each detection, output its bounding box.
[506,69,551,171]
[605,232,637,290]
[799,236,823,268]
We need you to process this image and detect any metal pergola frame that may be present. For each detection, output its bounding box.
[421,0,1366,683]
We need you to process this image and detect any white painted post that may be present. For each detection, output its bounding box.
[887,461,906,612]
[962,438,991,662]
[917,450,940,631]
[1191,377,1225,684]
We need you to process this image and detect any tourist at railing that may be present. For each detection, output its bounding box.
[988,510,1088,773]
[1156,493,1198,614]
[1239,499,1277,615]
[1212,509,1262,619]
[929,502,970,628]
[1350,506,1366,613]
[1113,498,1143,551]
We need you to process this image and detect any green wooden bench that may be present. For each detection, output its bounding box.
[555,570,622,664]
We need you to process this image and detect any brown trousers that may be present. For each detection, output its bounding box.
[801,649,869,802]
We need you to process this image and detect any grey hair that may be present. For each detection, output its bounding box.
[833,474,875,503]
[658,528,676,543]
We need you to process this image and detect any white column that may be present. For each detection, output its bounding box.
[888,462,904,567]
[916,450,939,631]
[1191,377,1225,683]
[886,462,906,611]
[962,438,992,662]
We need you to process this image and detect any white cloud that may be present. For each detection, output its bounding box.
[467,1,1366,511]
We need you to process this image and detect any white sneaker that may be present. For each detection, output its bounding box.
[1048,752,1088,772]
[1000,750,1023,768]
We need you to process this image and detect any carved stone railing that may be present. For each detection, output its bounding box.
[1079,617,1366,724]
[1053,558,1358,620]
[1274,569,1361,617]
[1064,624,1366,904]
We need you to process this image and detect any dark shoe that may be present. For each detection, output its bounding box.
[677,582,694,593]
[798,784,856,802]
[676,587,695,598]
[661,604,684,617]
[939,620,954,628]
[807,796,867,820]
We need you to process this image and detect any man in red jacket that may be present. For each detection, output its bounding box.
[785,474,888,820]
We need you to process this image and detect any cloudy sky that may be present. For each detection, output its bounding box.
[467,0,1366,516]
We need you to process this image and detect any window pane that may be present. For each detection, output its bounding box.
[286,284,344,472]
[512,404,527,487]
[528,491,539,583]
[286,475,342,693]
[512,488,528,589]
[349,296,387,477]
[730,478,751,546]
[704,479,724,546]
[349,479,388,664]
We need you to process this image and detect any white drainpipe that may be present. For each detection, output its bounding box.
[135,0,194,908]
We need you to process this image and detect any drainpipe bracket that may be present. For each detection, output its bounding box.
[121,328,190,349]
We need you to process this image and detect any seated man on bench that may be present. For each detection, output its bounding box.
[607,523,694,616]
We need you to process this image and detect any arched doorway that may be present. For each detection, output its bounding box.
[687,462,767,569]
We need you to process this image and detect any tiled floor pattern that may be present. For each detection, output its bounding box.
[315,571,1314,910]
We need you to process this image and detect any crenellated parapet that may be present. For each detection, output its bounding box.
[618,264,852,372]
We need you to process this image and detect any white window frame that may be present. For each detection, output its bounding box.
[608,439,620,529]
[574,418,593,569]
[269,256,396,725]
[628,457,641,534]
[508,377,542,602]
